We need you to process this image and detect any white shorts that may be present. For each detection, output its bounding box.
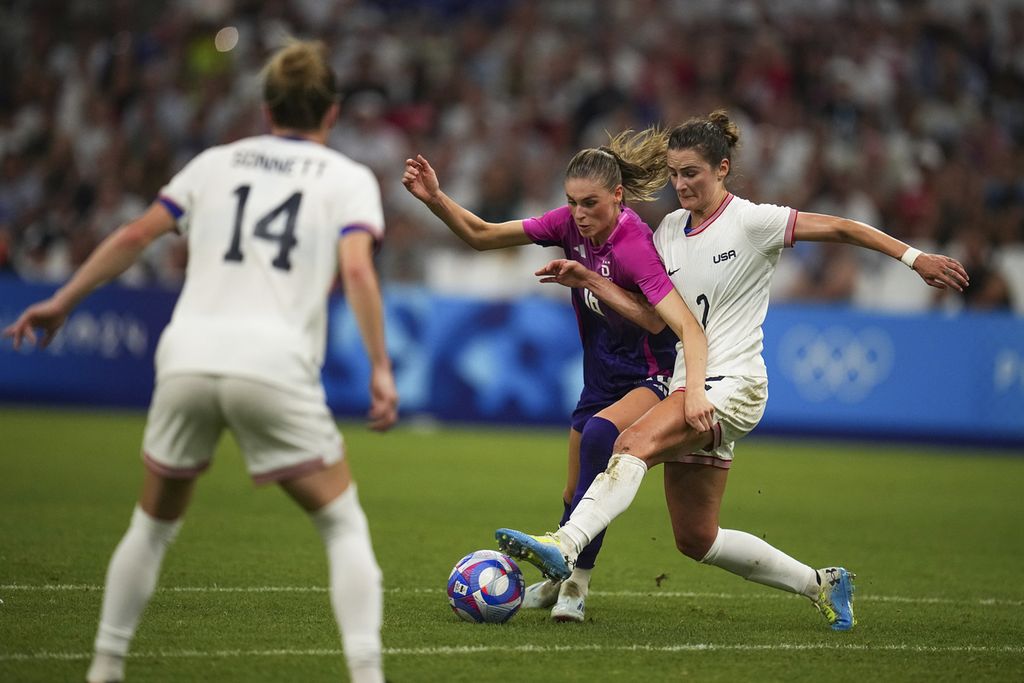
[666,375,768,468]
[142,373,343,484]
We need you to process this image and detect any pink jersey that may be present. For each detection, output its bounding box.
[523,205,677,404]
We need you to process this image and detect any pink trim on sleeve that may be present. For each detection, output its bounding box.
[784,209,799,247]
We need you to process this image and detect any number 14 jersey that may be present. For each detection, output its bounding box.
[154,135,385,389]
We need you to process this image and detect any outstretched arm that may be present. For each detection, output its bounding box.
[793,213,969,291]
[3,202,176,349]
[536,259,667,334]
[339,231,398,432]
[402,154,533,251]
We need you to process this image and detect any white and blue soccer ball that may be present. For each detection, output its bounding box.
[446,549,525,624]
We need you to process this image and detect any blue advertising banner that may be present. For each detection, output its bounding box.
[0,279,178,407]
[322,288,583,423]
[2,278,1022,446]
[759,305,1024,445]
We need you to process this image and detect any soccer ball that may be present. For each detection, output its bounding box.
[446,549,525,623]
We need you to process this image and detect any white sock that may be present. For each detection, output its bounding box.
[312,485,384,683]
[701,528,819,599]
[89,506,182,681]
[567,567,592,597]
[556,454,648,560]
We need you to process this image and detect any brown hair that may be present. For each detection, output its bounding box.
[262,40,337,131]
[667,109,740,172]
[565,127,669,203]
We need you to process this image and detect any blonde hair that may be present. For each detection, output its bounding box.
[262,40,337,130]
[565,127,669,203]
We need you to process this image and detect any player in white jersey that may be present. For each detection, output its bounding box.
[3,41,396,683]
[497,110,968,632]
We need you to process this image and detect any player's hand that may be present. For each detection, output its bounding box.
[913,253,969,292]
[367,366,398,432]
[402,154,441,204]
[536,259,594,288]
[683,387,716,435]
[2,297,70,351]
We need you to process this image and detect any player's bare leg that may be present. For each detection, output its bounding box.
[663,461,855,630]
[551,393,709,557]
[552,387,664,622]
[499,393,710,580]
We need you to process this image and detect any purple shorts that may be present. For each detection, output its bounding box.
[570,374,671,433]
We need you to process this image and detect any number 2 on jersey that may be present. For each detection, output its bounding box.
[696,293,709,328]
[223,184,302,271]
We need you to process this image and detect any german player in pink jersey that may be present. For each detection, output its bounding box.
[497,111,968,631]
[403,130,714,621]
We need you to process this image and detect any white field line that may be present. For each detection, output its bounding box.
[1,584,1021,608]
[2,643,1023,663]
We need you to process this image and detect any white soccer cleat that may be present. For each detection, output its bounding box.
[86,653,125,683]
[550,578,586,622]
[521,579,561,609]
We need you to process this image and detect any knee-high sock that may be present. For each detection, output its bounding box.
[701,528,819,598]
[312,485,385,683]
[571,417,620,569]
[92,506,182,658]
[557,453,647,559]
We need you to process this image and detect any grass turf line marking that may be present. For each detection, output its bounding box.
[3,643,1024,663]
[1,584,1021,608]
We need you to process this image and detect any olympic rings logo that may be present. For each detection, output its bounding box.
[994,350,1024,393]
[777,325,894,403]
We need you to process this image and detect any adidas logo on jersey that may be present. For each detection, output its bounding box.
[713,250,737,264]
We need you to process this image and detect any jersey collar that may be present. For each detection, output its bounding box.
[271,134,316,143]
[684,192,733,237]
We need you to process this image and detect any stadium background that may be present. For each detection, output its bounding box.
[3,4,1024,682]
[1,0,1023,445]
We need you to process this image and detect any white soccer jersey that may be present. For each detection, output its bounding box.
[154,135,385,389]
[654,193,796,382]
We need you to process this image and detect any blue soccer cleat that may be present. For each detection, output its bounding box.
[495,528,572,581]
[815,566,857,631]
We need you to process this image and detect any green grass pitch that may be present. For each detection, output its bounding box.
[1,407,1023,682]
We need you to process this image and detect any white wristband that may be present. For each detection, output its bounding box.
[900,247,922,269]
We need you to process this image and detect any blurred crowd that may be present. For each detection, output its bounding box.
[1,0,1023,313]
